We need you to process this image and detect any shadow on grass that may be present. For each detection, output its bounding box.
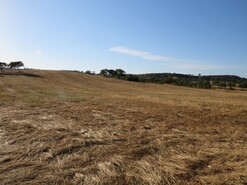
[0,72,43,78]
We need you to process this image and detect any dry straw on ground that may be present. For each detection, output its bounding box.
[0,70,247,184]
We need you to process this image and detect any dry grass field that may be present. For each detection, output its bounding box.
[0,70,247,185]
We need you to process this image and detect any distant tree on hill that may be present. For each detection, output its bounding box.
[239,82,247,89]
[0,62,7,71]
[196,80,212,89]
[164,76,175,84]
[227,82,235,90]
[107,69,117,77]
[115,69,126,78]
[125,74,139,82]
[100,68,126,78]
[100,69,108,76]
[8,61,24,71]
[85,70,95,75]
[217,82,227,88]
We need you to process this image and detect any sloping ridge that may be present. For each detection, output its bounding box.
[19,70,150,91]
[0,70,181,95]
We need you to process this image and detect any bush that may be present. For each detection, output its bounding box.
[125,75,139,82]
[239,82,247,88]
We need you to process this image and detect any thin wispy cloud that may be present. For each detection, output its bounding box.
[109,46,241,71]
[110,47,175,62]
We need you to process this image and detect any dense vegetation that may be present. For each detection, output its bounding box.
[98,69,247,89]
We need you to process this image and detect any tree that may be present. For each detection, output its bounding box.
[8,61,24,71]
[239,82,247,89]
[196,80,212,89]
[227,82,235,90]
[125,74,139,82]
[218,82,227,88]
[107,69,117,77]
[100,69,108,76]
[85,70,92,75]
[164,76,175,84]
[0,62,7,71]
[115,69,126,78]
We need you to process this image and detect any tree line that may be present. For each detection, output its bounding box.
[87,69,247,89]
[137,73,247,89]
[0,61,24,71]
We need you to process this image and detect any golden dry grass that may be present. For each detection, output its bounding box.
[0,70,247,185]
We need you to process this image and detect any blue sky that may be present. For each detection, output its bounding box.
[0,0,247,77]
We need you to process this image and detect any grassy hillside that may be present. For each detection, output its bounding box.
[0,70,247,184]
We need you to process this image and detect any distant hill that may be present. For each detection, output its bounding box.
[97,68,247,89]
[124,73,247,89]
[135,73,245,82]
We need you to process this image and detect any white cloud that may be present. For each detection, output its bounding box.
[110,46,174,62]
[109,46,239,71]
[35,49,43,56]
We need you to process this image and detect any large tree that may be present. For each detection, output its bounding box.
[100,69,108,76]
[8,61,24,71]
[115,69,126,78]
[107,69,117,77]
[0,62,7,71]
